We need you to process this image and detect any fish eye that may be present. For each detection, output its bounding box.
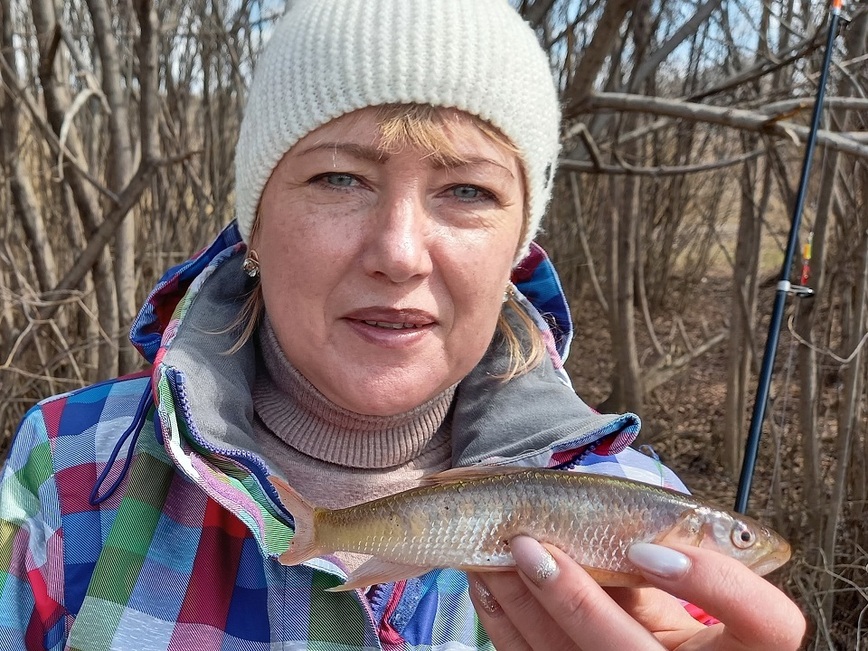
[731,521,756,549]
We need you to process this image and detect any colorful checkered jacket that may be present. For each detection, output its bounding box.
[1,223,688,651]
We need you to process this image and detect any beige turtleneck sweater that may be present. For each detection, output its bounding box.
[250,316,454,571]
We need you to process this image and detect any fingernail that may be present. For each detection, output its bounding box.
[628,543,691,579]
[510,535,559,586]
[470,576,501,615]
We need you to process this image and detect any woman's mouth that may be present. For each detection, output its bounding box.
[344,308,436,347]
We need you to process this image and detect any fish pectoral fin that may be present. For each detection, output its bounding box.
[581,566,649,587]
[420,465,530,487]
[654,508,704,547]
[325,558,431,592]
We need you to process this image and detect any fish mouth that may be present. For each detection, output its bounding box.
[748,541,792,576]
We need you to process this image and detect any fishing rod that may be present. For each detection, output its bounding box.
[734,0,844,514]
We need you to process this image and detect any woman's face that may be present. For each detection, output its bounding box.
[254,107,525,416]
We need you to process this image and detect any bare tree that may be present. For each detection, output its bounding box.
[3,0,868,645]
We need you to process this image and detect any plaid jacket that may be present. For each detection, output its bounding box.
[0,223,687,651]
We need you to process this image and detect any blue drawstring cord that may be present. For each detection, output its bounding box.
[89,386,154,506]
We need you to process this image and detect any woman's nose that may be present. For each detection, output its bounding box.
[361,191,433,283]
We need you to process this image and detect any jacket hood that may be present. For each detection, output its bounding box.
[130,222,248,365]
[126,223,639,553]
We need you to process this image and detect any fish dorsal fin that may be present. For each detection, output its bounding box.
[326,558,430,592]
[419,465,531,487]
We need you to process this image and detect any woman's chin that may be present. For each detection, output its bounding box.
[341,394,438,417]
[330,379,451,417]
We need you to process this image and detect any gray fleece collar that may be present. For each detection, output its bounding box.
[161,248,634,472]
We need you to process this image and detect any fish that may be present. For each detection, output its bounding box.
[269,466,791,592]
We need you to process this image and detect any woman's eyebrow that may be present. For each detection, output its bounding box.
[296,142,515,180]
[296,142,388,163]
[433,156,516,180]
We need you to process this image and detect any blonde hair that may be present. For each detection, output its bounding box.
[229,105,547,380]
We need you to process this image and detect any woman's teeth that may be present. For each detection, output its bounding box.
[363,321,418,329]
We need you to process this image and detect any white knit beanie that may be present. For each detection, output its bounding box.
[235,0,561,263]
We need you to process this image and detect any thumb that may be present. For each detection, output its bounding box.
[627,543,806,651]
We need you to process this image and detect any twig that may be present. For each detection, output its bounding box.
[0,57,119,203]
[560,147,764,176]
[0,366,86,386]
[761,97,868,116]
[788,313,868,366]
[1,322,34,370]
[586,92,868,160]
[644,329,728,392]
[57,87,106,181]
[568,173,609,314]
[675,316,694,353]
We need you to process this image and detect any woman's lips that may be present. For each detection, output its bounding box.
[344,307,436,326]
[343,307,436,347]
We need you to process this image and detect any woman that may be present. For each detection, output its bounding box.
[0,0,804,649]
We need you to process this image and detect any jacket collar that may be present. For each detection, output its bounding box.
[127,223,638,555]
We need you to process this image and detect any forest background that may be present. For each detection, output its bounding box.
[1,0,867,647]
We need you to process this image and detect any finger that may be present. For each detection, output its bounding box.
[606,586,705,648]
[468,573,533,651]
[627,542,806,650]
[509,536,665,650]
[474,570,579,650]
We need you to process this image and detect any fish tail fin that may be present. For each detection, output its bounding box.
[269,476,322,565]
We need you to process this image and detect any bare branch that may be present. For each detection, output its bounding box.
[560,147,764,175]
[135,0,159,162]
[761,97,868,116]
[568,173,608,313]
[519,0,558,29]
[586,92,868,159]
[0,56,119,202]
[563,0,635,113]
[644,329,728,393]
[49,161,155,303]
[688,29,824,102]
[627,0,724,92]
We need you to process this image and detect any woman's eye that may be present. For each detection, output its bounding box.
[314,173,358,188]
[451,185,493,201]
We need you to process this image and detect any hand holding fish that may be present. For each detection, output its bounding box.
[271,466,805,649]
[469,538,806,650]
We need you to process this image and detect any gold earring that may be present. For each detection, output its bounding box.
[242,250,260,278]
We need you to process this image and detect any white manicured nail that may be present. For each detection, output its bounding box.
[628,543,691,579]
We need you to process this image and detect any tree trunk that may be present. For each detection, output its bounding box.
[722,149,767,475]
[0,0,58,296]
[611,166,644,415]
[563,0,635,114]
[86,0,138,374]
[29,0,119,379]
[820,230,868,624]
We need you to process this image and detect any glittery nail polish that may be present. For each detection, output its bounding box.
[510,535,559,586]
[471,577,501,615]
